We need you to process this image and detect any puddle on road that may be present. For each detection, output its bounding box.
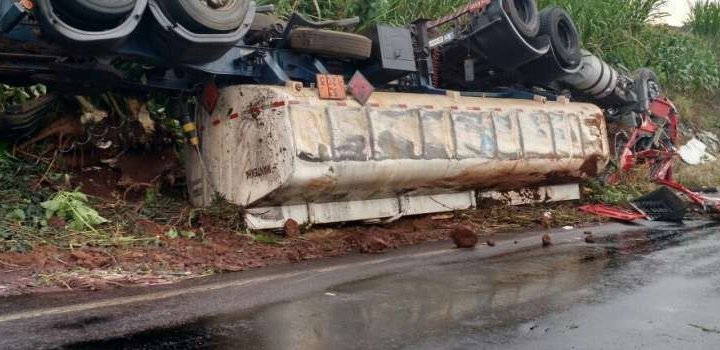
[66,225,718,350]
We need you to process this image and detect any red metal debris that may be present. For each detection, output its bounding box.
[656,179,716,209]
[605,96,720,213]
[579,204,646,222]
[611,97,678,183]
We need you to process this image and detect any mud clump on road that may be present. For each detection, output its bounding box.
[542,233,553,247]
[359,229,394,253]
[283,219,301,238]
[450,225,479,248]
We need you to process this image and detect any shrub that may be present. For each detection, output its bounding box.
[257,0,468,30]
[641,28,720,94]
[688,0,720,39]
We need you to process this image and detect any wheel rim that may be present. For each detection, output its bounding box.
[514,0,534,24]
[201,0,234,10]
[647,80,661,99]
[557,17,576,51]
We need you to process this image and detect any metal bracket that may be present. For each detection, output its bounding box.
[0,1,29,34]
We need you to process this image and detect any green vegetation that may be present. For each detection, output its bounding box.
[41,191,108,232]
[250,232,281,245]
[164,227,196,240]
[0,84,47,112]
[583,168,658,204]
[258,0,469,30]
[640,29,719,94]
[537,0,667,57]
[0,144,56,251]
[689,0,720,39]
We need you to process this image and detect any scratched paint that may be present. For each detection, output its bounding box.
[187,85,609,212]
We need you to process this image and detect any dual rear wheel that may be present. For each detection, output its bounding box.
[54,0,252,33]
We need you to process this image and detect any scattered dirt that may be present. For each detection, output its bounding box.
[0,202,605,296]
[74,167,122,199]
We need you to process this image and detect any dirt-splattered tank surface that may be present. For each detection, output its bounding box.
[187,85,609,228]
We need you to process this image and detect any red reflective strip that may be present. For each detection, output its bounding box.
[212,119,221,126]
[288,100,301,105]
[395,104,408,108]
[450,106,459,110]
[248,107,262,114]
[468,107,481,111]
[271,101,286,108]
[228,113,239,120]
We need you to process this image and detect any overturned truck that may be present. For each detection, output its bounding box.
[0,0,671,228]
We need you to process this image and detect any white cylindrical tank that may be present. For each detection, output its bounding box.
[186,85,609,228]
[561,50,619,99]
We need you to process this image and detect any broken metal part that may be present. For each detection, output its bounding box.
[630,186,687,222]
[656,179,713,209]
[609,97,678,183]
[0,0,29,33]
[579,204,646,222]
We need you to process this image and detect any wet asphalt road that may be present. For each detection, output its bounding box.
[2,221,720,349]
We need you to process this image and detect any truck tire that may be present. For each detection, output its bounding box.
[539,6,581,68]
[158,0,252,33]
[0,94,57,139]
[289,28,372,60]
[633,68,661,100]
[56,0,136,22]
[503,0,539,38]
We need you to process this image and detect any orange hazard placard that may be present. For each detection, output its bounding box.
[316,74,346,100]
